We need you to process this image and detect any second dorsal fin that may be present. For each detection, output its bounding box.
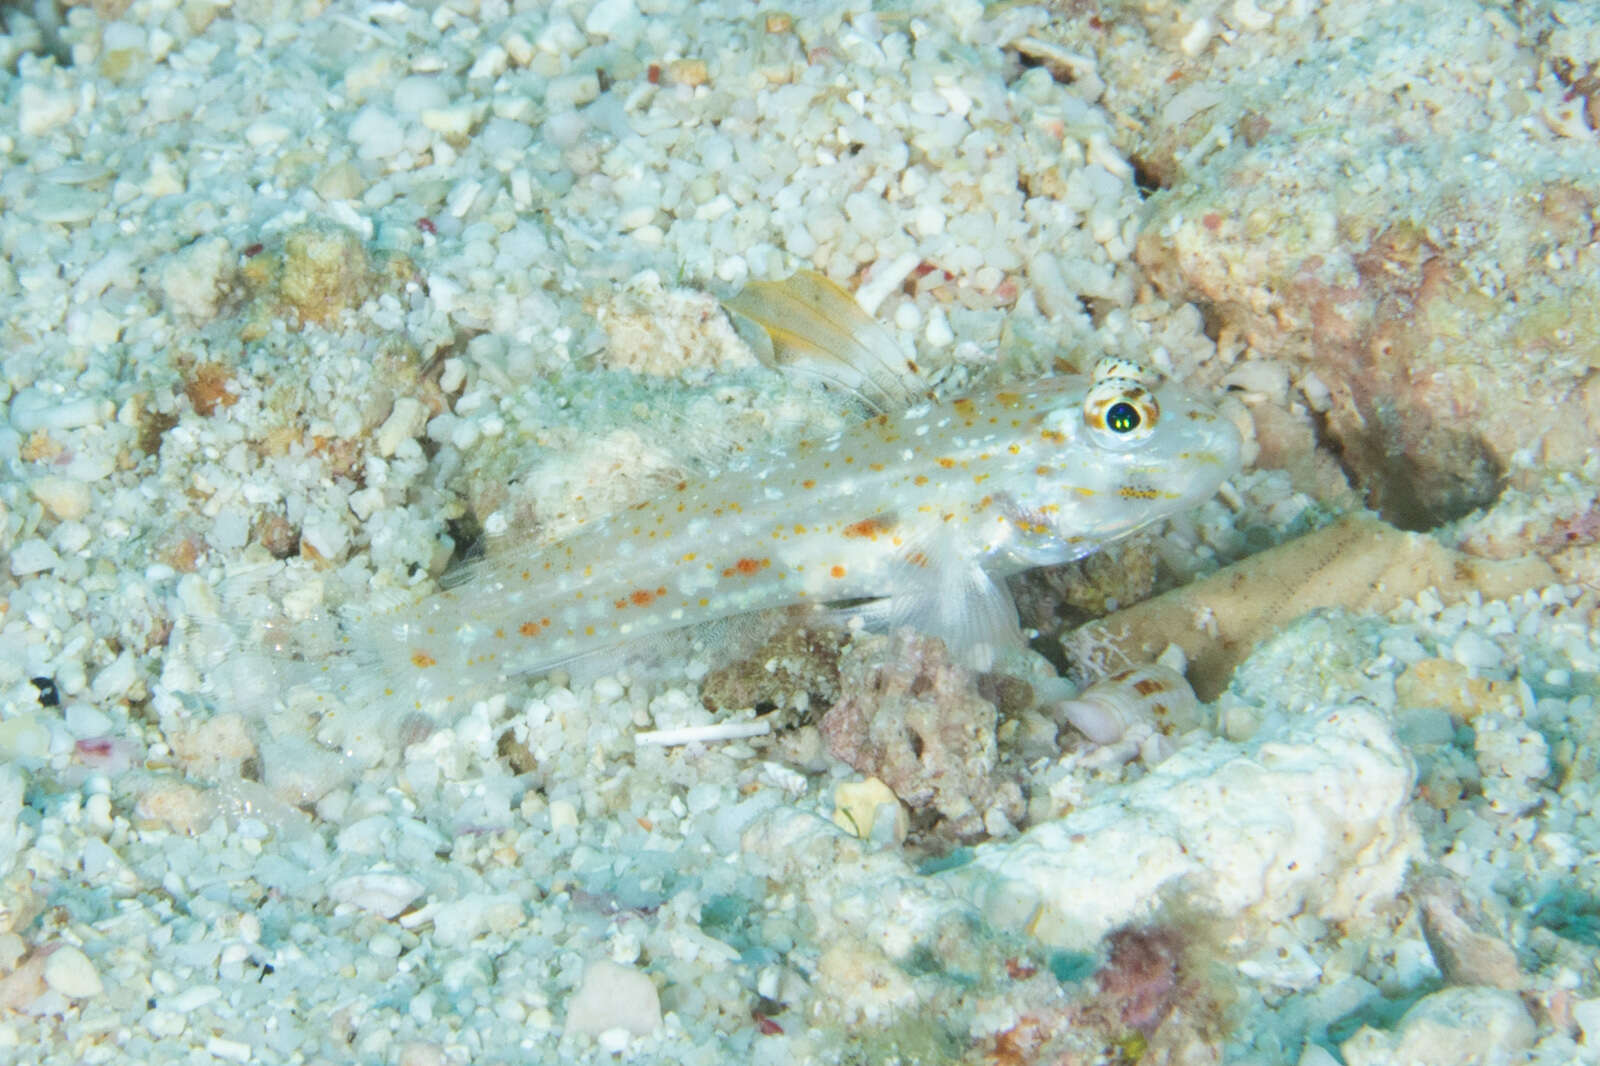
[723,269,927,413]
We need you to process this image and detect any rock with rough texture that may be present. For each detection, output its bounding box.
[563,959,662,1038]
[820,631,1022,841]
[43,946,102,1000]
[951,706,1418,950]
[1340,986,1535,1066]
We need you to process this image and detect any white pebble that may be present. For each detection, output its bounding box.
[582,0,637,39]
[10,388,106,433]
[44,946,102,999]
[244,119,291,149]
[18,84,76,137]
[9,538,60,575]
[64,702,113,739]
[299,518,348,564]
[1179,16,1215,56]
[446,178,482,218]
[548,799,579,831]
[912,203,945,237]
[536,15,584,55]
[563,959,661,1038]
[377,397,428,458]
[349,107,406,160]
[206,1037,253,1063]
[468,44,508,80]
[856,252,921,316]
[478,117,533,155]
[29,475,92,521]
[393,75,450,114]
[502,31,533,66]
[1230,0,1275,31]
[1451,630,1503,671]
[421,105,475,139]
[329,873,426,919]
[90,652,138,703]
[369,933,402,958]
[165,986,222,1013]
[545,72,601,111]
[784,225,817,258]
[438,358,467,393]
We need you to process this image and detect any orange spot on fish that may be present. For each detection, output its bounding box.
[410,649,437,668]
[830,564,846,578]
[842,517,891,539]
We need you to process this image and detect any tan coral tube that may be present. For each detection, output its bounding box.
[1068,514,1558,700]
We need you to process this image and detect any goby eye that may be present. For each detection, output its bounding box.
[1083,357,1160,445]
[1105,400,1141,434]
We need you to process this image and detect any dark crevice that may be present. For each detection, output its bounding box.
[1129,155,1168,197]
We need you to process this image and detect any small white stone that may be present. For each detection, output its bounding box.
[893,301,922,332]
[468,44,507,80]
[856,252,921,316]
[536,15,584,55]
[299,508,349,562]
[1179,16,1214,56]
[90,651,138,704]
[421,105,475,139]
[206,1036,252,1063]
[329,873,426,919]
[43,946,102,999]
[370,933,402,958]
[148,27,175,61]
[393,75,450,114]
[165,986,221,1013]
[244,119,291,149]
[29,476,92,522]
[563,959,661,1038]
[9,538,60,576]
[1574,997,1600,1044]
[349,107,406,160]
[10,388,106,433]
[376,397,427,458]
[545,72,600,110]
[446,178,482,217]
[145,1008,186,1037]
[18,84,76,137]
[159,235,234,322]
[502,31,533,66]
[548,799,579,831]
[64,702,113,739]
[582,0,636,39]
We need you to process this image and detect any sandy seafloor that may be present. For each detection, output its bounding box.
[5,0,1600,1062]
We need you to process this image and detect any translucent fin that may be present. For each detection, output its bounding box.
[723,269,926,413]
[833,529,1026,672]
